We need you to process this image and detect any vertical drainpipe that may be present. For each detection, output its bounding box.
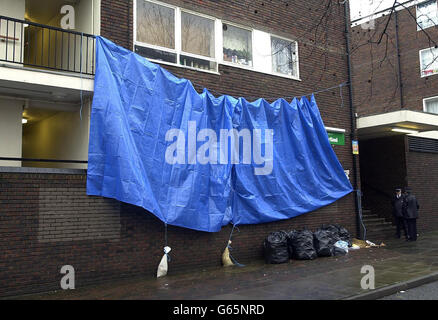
[395,10,404,108]
[343,1,365,239]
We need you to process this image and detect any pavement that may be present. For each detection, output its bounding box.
[380,280,438,300]
[9,230,438,300]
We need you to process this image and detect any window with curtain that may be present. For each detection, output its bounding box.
[271,36,297,77]
[223,24,252,67]
[425,97,438,114]
[420,47,438,76]
[181,12,215,58]
[417,0,438,30]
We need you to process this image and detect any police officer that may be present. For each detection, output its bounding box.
[391,188,407,239]
[402,187,420,241]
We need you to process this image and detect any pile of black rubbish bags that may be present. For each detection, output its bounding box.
[263,224,352,264]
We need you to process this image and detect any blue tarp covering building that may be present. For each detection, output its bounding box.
[87,36,353,232]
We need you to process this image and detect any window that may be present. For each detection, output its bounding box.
[134,0,300,79]
[222,24,252,67]
[420,47,438,77]
[136,0,176,63]
[135,0,218,72]
[271,36,298,77]
[180,11,217,71]
[424,96,438,114]
[417,0,438,30]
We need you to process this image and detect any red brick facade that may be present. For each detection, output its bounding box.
[0,1,360,297]
[351,7,438,116]
[0,170,355,297]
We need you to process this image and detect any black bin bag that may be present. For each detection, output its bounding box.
[313,229,336,257]
[321,224,352,247]
[263,231,289,264]
[287,229,317,260]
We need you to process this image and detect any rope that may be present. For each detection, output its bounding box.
[191,81,350,103]
[226,224,245,267]
[164,223,171,262]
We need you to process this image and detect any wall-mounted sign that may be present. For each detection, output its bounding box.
[352,140,359,155]
[328,132,345,146]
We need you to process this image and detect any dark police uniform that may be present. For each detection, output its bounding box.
[402,188,419,241]
[391,189,407,239]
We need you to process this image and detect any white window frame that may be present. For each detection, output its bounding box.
[423,95,438,113]
[270,33,300,80]
[134,0,220,74]
[220,21,255,71]
[133,0,301,80]
[416,0,438,31]
[419,46,438,77]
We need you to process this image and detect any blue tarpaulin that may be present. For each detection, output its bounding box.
[87,36,353,232]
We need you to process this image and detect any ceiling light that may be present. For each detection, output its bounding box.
[22,118,28,124]
[391,128,418,134]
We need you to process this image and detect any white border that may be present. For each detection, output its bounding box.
[419,46,438,77]
[416,0,438,31]
[423,95,438,113]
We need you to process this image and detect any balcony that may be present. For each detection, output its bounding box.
[0,14,96,170]
[0,15,95,75]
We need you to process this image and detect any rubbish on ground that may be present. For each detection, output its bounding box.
[313,228,337,257]
[334,240,349,255]
[157,246,172,278]
[263,231,289,264]
[320,224,352,246]
[352,238,368,248]
[350,244,360,250]
[366,240,377,246]
[222,240,235,267]
[287,229,317,260]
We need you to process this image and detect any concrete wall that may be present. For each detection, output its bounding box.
[0,98,23,167]
[22,100,90,169]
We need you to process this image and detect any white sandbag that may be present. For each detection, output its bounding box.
[157,246,171,278]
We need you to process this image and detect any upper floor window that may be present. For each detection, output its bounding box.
[271,36,298,78]
[420,47,438,77]
[423,96,438,114]
[134,0,300,79]
[135,0,218,71]
[222,23,253,67]
[417,0,438,30]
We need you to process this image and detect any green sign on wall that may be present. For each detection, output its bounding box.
[327,132,345,146]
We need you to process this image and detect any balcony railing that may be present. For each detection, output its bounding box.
[0,15,95,75]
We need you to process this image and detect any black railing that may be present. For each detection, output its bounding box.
[0,15,95,75]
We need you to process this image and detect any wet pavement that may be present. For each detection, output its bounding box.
[12,231,438,300]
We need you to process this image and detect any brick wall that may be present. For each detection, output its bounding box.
[0,0,359,297]
[351,7,438,116]
[405,139,438,233]
[0,169,355,297]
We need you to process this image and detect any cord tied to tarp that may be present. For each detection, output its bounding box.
[157,223,171,278]
[222,224,245,267]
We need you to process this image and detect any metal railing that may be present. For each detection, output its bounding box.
[0,15,95,75]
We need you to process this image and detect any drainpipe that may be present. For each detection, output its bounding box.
[395,10,404,108]
[343,1,366,240]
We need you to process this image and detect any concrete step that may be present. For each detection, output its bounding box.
[363,220,393,228]
[362,216,387,223]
